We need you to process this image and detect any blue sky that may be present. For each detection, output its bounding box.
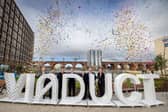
[15,0,168,61]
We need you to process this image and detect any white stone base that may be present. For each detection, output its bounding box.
[88,100,115,106]
[0,97,13,103]
[32,100,57,105]
[141,100,164,107]
[59,100,87,106]
[12,98,33,103]
[113,100,144,107]
[0,97,165,107]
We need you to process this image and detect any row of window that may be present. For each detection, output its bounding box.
[0,0,12,7]
[1,39,33,52]
[1,43,31,55]
[0,32,33,62]
[0,1,33,35]
[0,0,34,64]
[1,21,34,45]
[1,0,21,20]
[1,47,33,62]
[1,15,33,37]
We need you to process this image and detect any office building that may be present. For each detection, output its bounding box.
[0,0,34,68]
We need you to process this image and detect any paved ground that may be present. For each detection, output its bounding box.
[0,92,168,112]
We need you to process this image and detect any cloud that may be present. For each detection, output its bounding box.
[135,0,168,38]
[15,0,168,61]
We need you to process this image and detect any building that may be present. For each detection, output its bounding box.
[32,60,153,71]
[87,49,102,69]
[154,36,168,61]
[0,0,34,68]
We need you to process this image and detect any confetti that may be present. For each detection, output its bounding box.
[112,7,152,60]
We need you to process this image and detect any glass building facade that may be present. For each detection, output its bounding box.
[0,0,34,67]
[87,49,102,68]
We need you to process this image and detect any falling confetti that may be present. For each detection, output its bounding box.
[35,0,69,57]
[112,7,152,60]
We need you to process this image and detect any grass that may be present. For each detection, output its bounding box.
[154,78,168,91]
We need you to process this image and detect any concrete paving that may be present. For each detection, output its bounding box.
[0,92,167,112]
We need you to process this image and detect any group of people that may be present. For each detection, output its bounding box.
[42,67,105,100]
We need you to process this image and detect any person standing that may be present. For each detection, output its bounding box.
[97,67,105,97]
[57,67,64,99]
[68,68,76,96]
[83,67,95,100]
[42,66,52,99]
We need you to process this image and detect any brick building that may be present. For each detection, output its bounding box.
[0,0,34,68]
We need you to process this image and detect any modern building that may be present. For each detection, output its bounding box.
[154,36,168,61]
[0,0,34,68]
[87,49,102,68]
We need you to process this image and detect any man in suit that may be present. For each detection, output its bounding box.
[83,67,95,100]
[97,67,105,97]
[42,66,52,99]
[68,68,76,96]
[57,67,64,99]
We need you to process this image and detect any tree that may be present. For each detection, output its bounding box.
[15,64,23,74]
[154,55,167,76]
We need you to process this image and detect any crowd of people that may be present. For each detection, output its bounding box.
[41,66,105,100]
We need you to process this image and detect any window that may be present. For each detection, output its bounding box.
[4,13,9,22]
[6,36,11,44]
[17,43,20,49]
[10,10,14,19]
[20,16,23,23]
[8,27,12,36]
[11,38,16,47]
[1,31,6,42]
[15,8,19,17]
[5,45,10,57]
[5,4,10,14]
[0,47,4,60]
[13,23,18,32]
[15,16,19,24]
[0,0,5,7]
[2,22,8,32]
[0,17,2,26]
[9,18,13,27]
[11,1,15,11]
[17,35,21,42]
[13,31,17,40]
[6,0,11,6]
[0,6,3,17]
[19,22,23,29]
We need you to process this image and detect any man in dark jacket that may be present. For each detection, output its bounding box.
[97,67,105,97]
[83,67,95,100]
[57,67,64,99]
[42,66,52,99]
[68,68,75,96]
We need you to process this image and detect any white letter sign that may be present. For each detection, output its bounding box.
[0,73,164,107]
[60,74,85,104]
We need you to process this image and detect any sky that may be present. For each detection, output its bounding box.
[15,0,168,61]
